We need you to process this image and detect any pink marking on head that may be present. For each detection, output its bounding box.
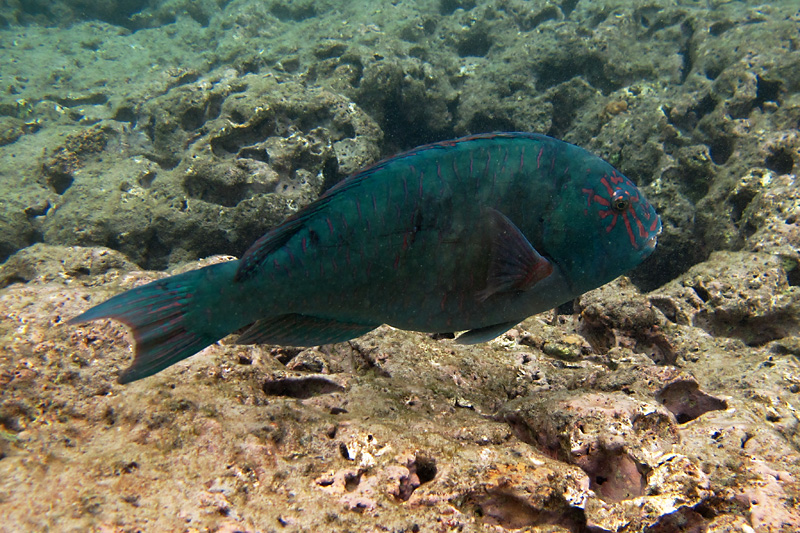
[650,218,659,232]
[326,217,334,236]
[402,233,409,252]
[609,172,624,185]
[600,176,614,196]
[519,146,525,172]
[440,293,447,311]
[621,213,638,248]
[629,209,648,238]
[418,171,424,198]
[582,187,594,207]
[371,193,377,213]
[355,198,362,220]
[393,254,401,269]
[537,147,543,169]
[402,176,409,202]
[594,195,610,207]
[340,213,348,231]
[301,237,307,253]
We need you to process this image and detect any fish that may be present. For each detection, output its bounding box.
[69,132,661,384]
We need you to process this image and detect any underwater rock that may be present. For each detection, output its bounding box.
[33,75,382,269]
[0,243,135,288]
[1,245,800,530]
[3,0,800,530]
[652,251,800,346]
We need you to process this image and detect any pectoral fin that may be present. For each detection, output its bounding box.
[477,208,553,301]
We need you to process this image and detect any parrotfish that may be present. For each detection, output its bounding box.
[70,133,660,383]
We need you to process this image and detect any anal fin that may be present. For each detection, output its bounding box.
[236,313,378,346]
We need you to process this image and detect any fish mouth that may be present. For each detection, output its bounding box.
[644,219,662,250]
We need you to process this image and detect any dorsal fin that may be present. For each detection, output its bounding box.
[235,216,307,282]
[235,133,553,283]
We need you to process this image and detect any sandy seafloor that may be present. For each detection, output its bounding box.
[1,0,800,531]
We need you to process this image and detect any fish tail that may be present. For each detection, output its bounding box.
[69,260,247,384]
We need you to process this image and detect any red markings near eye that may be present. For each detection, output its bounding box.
[600,176,614,196]
[581,187,594,208]
[584,172,652,249]
[622,213,637,248]
[594,195,610,207]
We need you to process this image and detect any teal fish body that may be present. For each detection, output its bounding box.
[70,133,660,383]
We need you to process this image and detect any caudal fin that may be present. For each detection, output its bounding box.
[69,261,242,384]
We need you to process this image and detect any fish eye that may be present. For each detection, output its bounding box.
[611,193,630,213]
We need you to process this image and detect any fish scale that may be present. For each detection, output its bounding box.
[70,132,661,383]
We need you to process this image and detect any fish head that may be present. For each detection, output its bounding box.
[545,160,661,290]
